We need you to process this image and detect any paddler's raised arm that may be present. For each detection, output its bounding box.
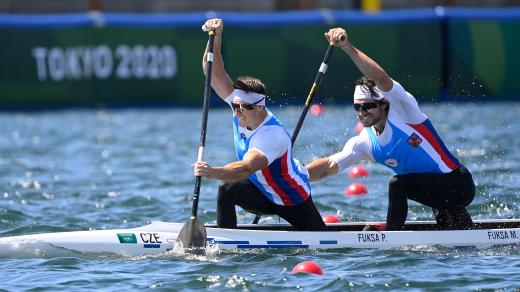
[325,27,393,92]
[202,18,234,101]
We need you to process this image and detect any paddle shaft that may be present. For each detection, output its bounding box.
[290,43,336,145]
[191,32,215,219]
[252,42,339,225]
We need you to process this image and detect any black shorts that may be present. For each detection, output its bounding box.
[217,179,326,231]
[387,166,475,230]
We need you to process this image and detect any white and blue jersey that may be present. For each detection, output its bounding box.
[330,80,462,175]
[225,94,311,206]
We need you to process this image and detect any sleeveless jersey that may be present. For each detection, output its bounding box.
[366,118,461,174]
[232,112,311,206]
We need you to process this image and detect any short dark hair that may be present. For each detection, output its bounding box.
[233,76,266,95]
[355,77,382,99]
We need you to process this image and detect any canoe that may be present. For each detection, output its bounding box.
[1,219,519,258]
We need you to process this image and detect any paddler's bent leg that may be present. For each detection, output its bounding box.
[386,175,409,231]
[431,166,475,229]
[217,179,277,228]
[433,207,473,230]
[386,167,475,231]
[273,195,327,231]
[449,207,474,230]
[217,180,326,230]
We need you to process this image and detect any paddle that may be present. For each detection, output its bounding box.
[177,31,216,252]
[252,39,342,224]
[291,38,343,145]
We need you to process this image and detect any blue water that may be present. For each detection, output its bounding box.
[1,102,520,290]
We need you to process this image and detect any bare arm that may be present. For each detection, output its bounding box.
[192,150,268,182]
[202,18,234,100]
[325,28,393,92]
[306,157,340,182]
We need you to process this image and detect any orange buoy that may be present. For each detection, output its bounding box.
[348,164,369,178]
[355,121,364,134]
[310,104,325,116]
[291,261,324,275]
[322,214,340,223]
[344,183,368,196]
[363,223,386,231]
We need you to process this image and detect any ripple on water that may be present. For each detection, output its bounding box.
[1,104,520,290]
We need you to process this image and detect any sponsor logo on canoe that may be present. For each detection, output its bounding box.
[407,132,422,147]
[487,230,518,240]
[144,244,161,249]
[357,233,387,243]
[117,233,137,244]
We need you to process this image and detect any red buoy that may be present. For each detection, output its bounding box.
[363,223,386,231]
[291,261,324,275]
[344,183,368,196]
[310,104,325,116]
[355,121,364,134]
[348,165,369,178]
[322,214,340,223]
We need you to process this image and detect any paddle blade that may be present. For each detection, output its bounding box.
[178,217,207,252]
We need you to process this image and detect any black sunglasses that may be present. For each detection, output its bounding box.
[231,103,255,113]
[353,102,379,112]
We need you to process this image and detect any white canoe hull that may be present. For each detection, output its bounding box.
[1,220,519,258]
